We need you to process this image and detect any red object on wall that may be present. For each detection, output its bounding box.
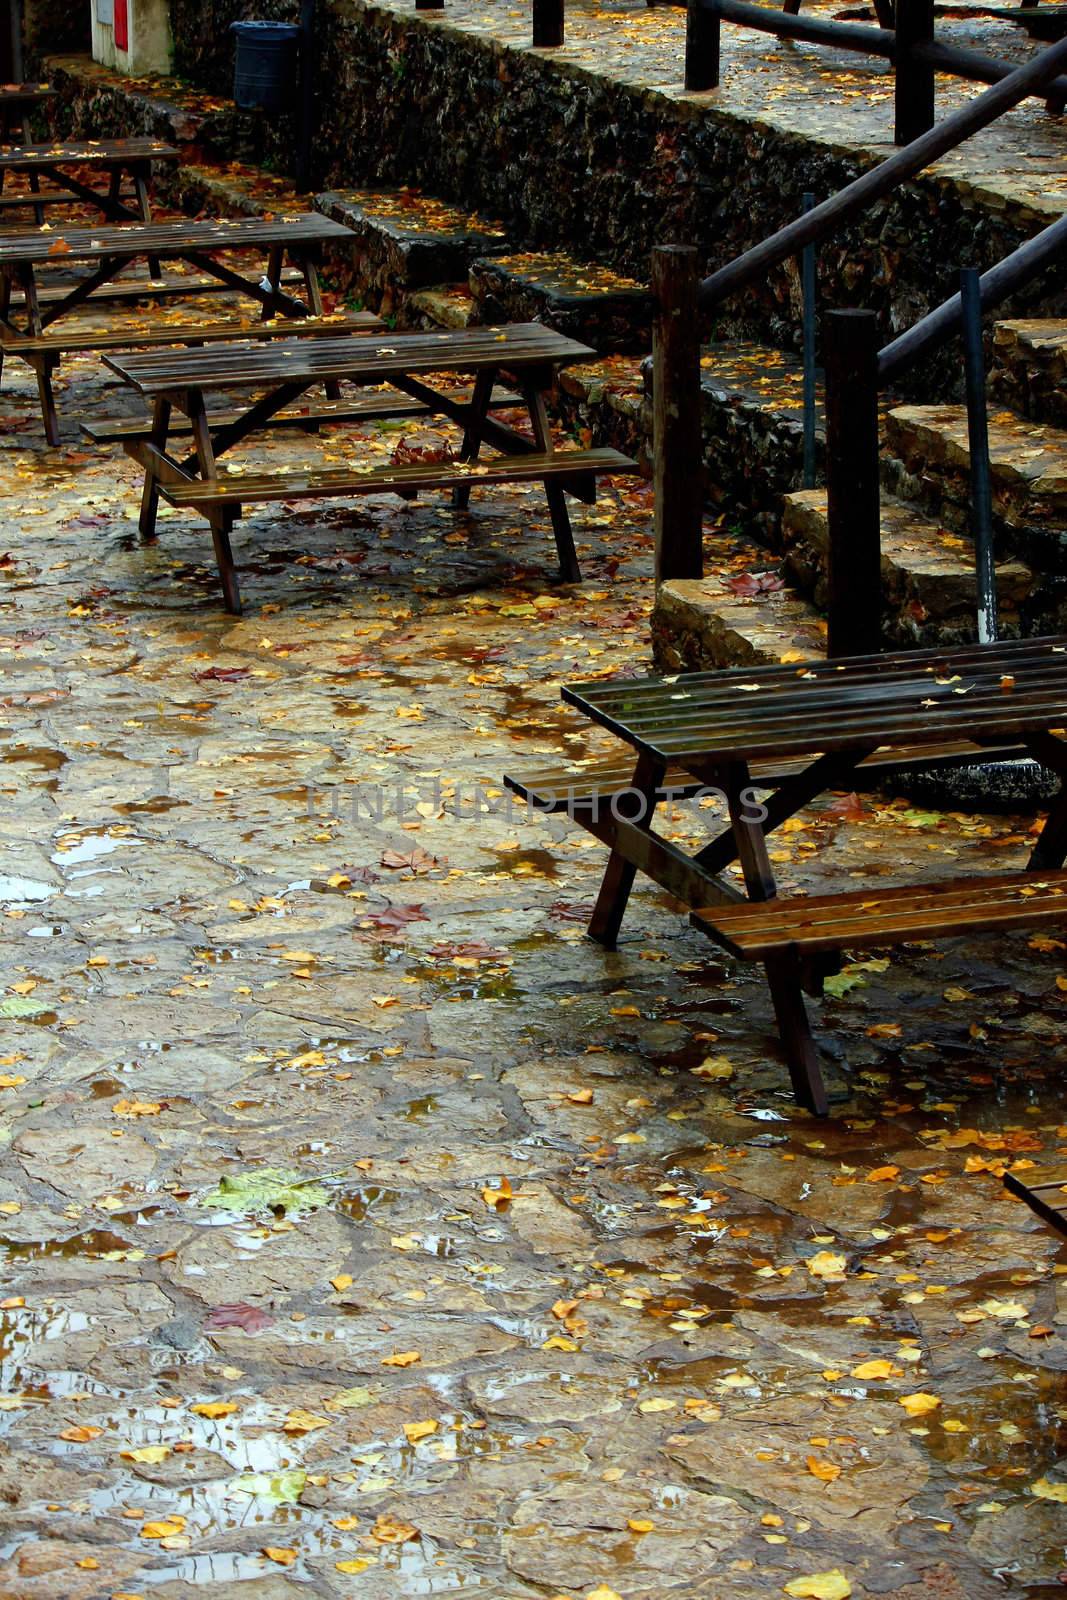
[114,0,129,50]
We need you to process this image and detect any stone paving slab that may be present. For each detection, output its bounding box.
[1,309,1067,1598]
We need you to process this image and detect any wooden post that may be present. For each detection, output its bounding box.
[533,0,564,47]
[894,0,935,144]
[416,0,446,12]
[652,244,704,585]
[685,0,720,91]
[823,309,882,658]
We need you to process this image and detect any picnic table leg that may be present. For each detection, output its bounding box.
[452,369,495,511]
[297,251,342,401]
[0,271,9,387]
[132,163,163,279]
[139,398,172,539]
[263,245,285,321]
[188,388,242,615]
[724,761,829,1116]
[523,384,581,583]
[587,750,666,948]
[19,264,60,446]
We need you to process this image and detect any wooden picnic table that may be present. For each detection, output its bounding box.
[0,136,177,225]
[103,321,640,613]
[0,212,360,443]
[505,636,1067,1114]
[0,85,59,225]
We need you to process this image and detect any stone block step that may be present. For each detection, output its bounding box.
[316,188,510,312]
[782,488,1033,646]
[885,404,1067,572]
[992,319,1067,429]
[407,284,476,331]
[468,250,653,356]
[651,572,826,673]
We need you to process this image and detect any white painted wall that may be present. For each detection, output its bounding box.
[90,0,173,74]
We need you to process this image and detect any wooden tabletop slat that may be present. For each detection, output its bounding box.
[104,323,597,394]
[0,212,353,267]
[0,83,56,103]
[1005,1168,1067,1234]
[562,637,1067,762]
[0,137,179,169]
[4,310,381,355]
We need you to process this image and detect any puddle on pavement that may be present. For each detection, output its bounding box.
[0,875,55,903]
[334,1185,400,1222]
[488,845,561,879]
[51,829,128,868]
[1,745,67,790]
[114,796,187,815]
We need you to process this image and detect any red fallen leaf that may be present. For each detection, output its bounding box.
[380,846,438,875]
[203,1302,275,1333]
[271,641,310,655]
[467,645,507,664]
[390,437,456,467]
[429,939,507,963]
[0,552,14,569]
[336,653,375,668]
[548,900,596,922]
[725,571,786,596]
[194,666,253,683]
[47,238,71,255]
[825,792,867,822]
[339,864,381,884]
[361,904,429,936]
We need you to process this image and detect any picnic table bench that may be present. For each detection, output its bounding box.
[1004,1163,1067,1235]
[0,213,363,443]
[103,322,639,613]
[0,136,177,224]
[505,636,1067,1114]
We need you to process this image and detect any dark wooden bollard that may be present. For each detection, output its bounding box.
[533,0,564,47]
[824,308,882,658]
[894,0,935,143]
[685,0,720,90]
[416,0,445,12]
[652,244,705,585]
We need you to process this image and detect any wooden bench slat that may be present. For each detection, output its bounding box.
[692,869,1067,959]
[10,267,307,307]
[5,312,380,356]
[505,741,1032,811]
[162,447,638,508]
[1005,1168,1067,1236]
[80,386,523,442]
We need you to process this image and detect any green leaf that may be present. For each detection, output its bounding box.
[197,1167,331,1217]
[230,1468,307,1504]
[0,996,50,1019]
[824,971,866,998]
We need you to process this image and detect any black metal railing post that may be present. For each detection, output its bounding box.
[824,309,882,657]
[686,0,720,90]
[894,0,935,144]
[652,244,705,584]
[533,0,565,48]
[801,190,818,489]
[297,0,318,192]
[960,267,998,643]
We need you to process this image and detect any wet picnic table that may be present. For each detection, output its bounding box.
[0,212,361,442]
[0,135,177,224]
[513,637,1067,1113]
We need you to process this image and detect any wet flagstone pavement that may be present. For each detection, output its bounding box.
[1,316,1067,1598]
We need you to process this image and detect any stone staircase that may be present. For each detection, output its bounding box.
[654,314,1067,671]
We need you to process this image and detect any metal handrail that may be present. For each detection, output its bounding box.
[879,211,1067,382]
[697,32,1067,311]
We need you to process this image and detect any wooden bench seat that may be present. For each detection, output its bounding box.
[161,446,638,510]
[1,311,380,357]
[690,870,1067,1114]
[81,388,522,443]
[10,267,306,308]
[505,739,1031,814]
[1004,1163,1067,1236]
[692,869,1067,959]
